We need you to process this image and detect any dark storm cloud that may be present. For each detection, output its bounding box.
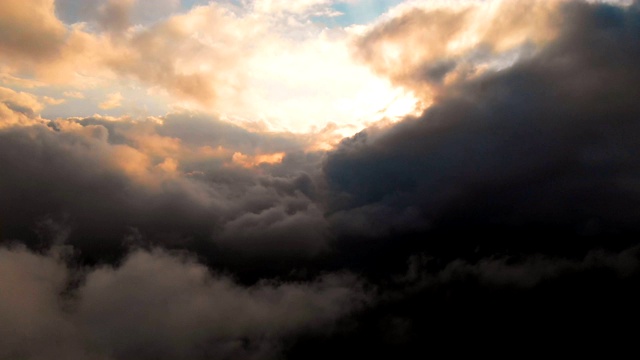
[325,0,640,250]
[289,243,640,358]
[401,245,640,289]
[0,114,327,268]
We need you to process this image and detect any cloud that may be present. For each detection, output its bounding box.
[0,0,219,104]
[1,1,640,356]
[0,86,45,128]
[0,0,113,86]
[0,112,331,271]
[97,0,136,33]
[0,0,638,274]
[293,243,640,357]
[0,245,368,360]
[402,245,640,289]
[0,0,67,63]
[0,72,46,88]
[0,0,419,137]
[325,0,640,249]
[353,0,563,98]
[99,92,124,109]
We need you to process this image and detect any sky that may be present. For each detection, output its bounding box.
[1,0,640,359]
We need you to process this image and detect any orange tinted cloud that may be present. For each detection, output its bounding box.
[0,0,67,63]
[232,151,286,168]
[0,86,45,128]
[354,0,563,98]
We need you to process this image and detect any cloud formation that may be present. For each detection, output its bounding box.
[353,0,563,100]
[0,246,367,360]
[0,113,332,270]
[1,0,640,358]
[0,0,419,136]
[327,0,640,246]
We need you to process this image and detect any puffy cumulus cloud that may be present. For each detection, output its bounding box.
[0,1,114,85]
[1,0,419,136]
[324,0,640,252]
[1,0,639,269]
[0,246,104,360]
[0,0,67,62]
[101,4,248,105]
[111,0,417,134]
[353,0,564,99]
[2,1,640,356]
[0,86,47,128]
[0,0,224,104]
[0,245,368,360]
[216,197,328,256]
[0,112,331,271]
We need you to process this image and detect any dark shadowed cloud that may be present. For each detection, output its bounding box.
[1,0,640,358]
[0,114,329,268]
[326,0,640,251]
[0,245,368,360]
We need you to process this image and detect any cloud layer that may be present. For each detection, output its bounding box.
[2,0,640,358]
[0,246,367,360]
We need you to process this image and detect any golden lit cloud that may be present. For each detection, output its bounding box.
[0,0,423,139]
[231,151,286,168]
[353,0,565,101]
[0,0,615,145]
[0,86,45,128]
[99,92,124,109]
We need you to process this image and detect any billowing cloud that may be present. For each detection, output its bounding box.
[0,245,368,360]
[326,0,640,247]
[0,86,45,128]
[1,0,640,357]
[0,112,333,273]
[0,0,419,137]
[353,0,563,100]
[0,0,67,63]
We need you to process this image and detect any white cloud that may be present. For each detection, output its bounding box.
[0,0,421,140]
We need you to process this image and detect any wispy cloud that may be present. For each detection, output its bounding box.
[99,92,124,109]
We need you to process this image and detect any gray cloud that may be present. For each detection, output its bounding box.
[0,114,328,267]
[401,245,640,290]
[325,0,640,245]
[0,245,368,360]
[2,1,640,357]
